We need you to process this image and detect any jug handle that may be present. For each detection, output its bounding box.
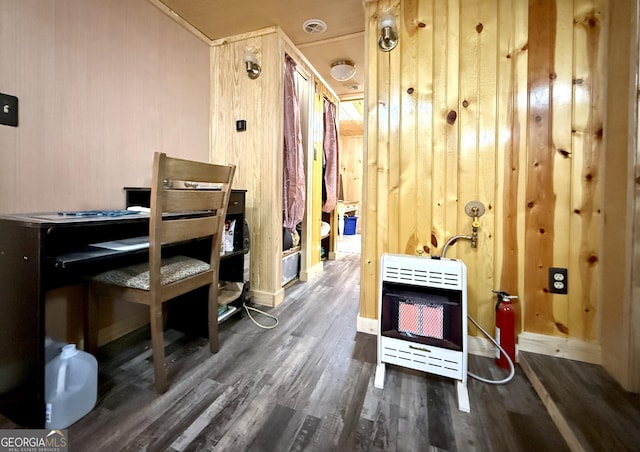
[56,360,68,395]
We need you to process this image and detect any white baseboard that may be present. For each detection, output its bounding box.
[467,335,498,358]
[355,317,601,365]
[356,315,378,335]
[517,332,602,364]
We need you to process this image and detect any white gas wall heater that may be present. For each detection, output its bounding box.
[374,253,470,413]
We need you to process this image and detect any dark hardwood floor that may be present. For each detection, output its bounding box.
[520,351,640,452]
[2,254,570,451]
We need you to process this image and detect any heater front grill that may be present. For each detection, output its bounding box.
[380,337,463,380]
[383,265,463,290]
[377,254,468,383]
[398,301,444,339]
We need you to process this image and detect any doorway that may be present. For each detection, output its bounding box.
[336,100,364,255]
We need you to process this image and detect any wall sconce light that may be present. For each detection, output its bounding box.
[244,47,261,79]
[378,10,398,52]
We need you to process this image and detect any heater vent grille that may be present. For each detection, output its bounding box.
[383,265,463,289]
[379,337,464,380]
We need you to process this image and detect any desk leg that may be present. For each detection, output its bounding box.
[338,213,344,236]
[85,283,99,354]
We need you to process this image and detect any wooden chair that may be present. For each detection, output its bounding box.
[86,152,235,393]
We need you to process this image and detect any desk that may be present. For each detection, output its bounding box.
[336,200,359,235]
[0,190,246,427]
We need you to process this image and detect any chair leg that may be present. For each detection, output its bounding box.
[149,303,168,393]
[208,282,220,353]
[84,283,99,355]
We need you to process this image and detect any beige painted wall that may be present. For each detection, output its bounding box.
[0,0,211,345]
[0,0,210,215]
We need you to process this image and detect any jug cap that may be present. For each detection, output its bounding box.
[60,344,79,359]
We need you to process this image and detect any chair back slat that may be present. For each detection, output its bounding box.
[164,157,234,184]
[159,216,222,244]
[149,153,235,289]
[163,189,225,213]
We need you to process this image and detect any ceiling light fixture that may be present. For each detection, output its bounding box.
[378,10,399,52]
[330,60,356,82]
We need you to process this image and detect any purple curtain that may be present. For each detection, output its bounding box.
[322,99,339,212]
[283,55,305,231]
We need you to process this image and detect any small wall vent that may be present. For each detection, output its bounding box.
[302,19,327,34]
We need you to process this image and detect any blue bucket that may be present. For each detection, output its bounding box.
[344,216,358,235]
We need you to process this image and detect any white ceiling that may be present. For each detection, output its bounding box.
[157,0,366,100]
[340,100,365,121]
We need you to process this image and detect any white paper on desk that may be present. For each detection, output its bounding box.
[91,236,149,251]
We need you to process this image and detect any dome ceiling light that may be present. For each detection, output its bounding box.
[330,60,356,82]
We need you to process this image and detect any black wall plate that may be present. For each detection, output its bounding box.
[0,93,18,127]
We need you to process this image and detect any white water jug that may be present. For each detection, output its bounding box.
[44,336,67,365]
[45,344,98,429]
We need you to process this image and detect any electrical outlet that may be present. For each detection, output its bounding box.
[549,267,568,294]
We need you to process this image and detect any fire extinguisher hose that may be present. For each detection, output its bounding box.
[467,314,515,384]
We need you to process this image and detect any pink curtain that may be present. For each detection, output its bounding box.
[322,99,339,212]
[283,55,305,231]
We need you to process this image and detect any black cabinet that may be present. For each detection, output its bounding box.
[0,189,248,427]
[124,188,248,321]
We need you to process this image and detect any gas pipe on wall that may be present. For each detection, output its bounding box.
[494,290,517,370]
[440,201,516,384]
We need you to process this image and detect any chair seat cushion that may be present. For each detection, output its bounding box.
[92,255,211,290]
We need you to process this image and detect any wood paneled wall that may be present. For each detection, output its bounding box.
[210,28,338,306]
[339,124,364,204]
[601,0,639,392]
[210,28,285,306]
[362,0,617,363]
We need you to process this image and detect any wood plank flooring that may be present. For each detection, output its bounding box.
[519,351,640,452]
[2,254,568,451]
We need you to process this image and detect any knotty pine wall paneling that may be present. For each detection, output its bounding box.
[525,0,561,336]
[210,27,337,306]
[601,0,639,392]
[568,3,604,341]
[495,0,529,337]
[362,0,618,367]
[361,0,380,321]
[457,0,499,335]
[210,29,285,307]
[338,133,364,206]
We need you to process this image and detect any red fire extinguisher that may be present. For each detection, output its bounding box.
[494,290,518,370]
